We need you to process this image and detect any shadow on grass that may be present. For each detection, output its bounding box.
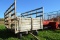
[52,30,60,33]
[0,29,17,39]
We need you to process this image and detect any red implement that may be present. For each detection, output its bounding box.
[43,20,58,29]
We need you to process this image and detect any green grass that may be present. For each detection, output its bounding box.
[0,24,60,40]
[0,24,5,30]
[38,30,60,40]
[0,24,19,40]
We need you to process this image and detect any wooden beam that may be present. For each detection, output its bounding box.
[22,7,43,14]
[21,11,43,17]
[5,8,15,16]
[11,13,15,16]
[5,2,15,14]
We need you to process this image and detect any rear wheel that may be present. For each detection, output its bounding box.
[19,33,22,38]
[33,30,38,36]
[17,33,23,38]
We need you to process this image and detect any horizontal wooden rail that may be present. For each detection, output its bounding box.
[5,8,15,16]
[11,13,15,16]
[22,7,43,14]
[5,17,8,19]
[5,2,15,14]
[36,15,43,17]
[21,11,43,17]
[21,7,43,18]
[5,20,8,22]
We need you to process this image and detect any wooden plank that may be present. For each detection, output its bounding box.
[5,16,8,19]
[21,11,43,16]
[5,20,8,22]
[11,22,15,24]
[5,2,15,15]
[22,7,43,14]
[11,13,15,16]
[5,8,15,16]
[36,15,43,17]
[11,18,15,21]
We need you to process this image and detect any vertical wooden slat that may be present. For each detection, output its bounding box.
[42,7,44,22]
[30,12,32,32]
[14,0,17,33]
[36,11,37,18]
[42,7,43,20]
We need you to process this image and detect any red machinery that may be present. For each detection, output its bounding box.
[43,20,58,29]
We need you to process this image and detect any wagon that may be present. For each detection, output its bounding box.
[4,0,44,37]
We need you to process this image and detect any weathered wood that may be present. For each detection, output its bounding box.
[11,18,15,21]
[5,16,8,19]
[5,8,15,16]
[22,7,43,14]
[21,11,43,16]
[36,15,43,17]
[5,2,15,15]
[11,13,15,16]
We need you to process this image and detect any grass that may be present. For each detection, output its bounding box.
[38,30,60,40]
[0,24,19,40]
[0,24,60,40]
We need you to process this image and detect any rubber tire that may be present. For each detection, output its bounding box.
[19,33,23,38]
[17,33,23,39]
[33,30,38,36]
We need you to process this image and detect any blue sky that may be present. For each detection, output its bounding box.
[0,0,60,18]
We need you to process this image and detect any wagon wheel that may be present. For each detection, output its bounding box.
[33,30,38,36]
[17,33,23,39]
[19,33,23,38]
